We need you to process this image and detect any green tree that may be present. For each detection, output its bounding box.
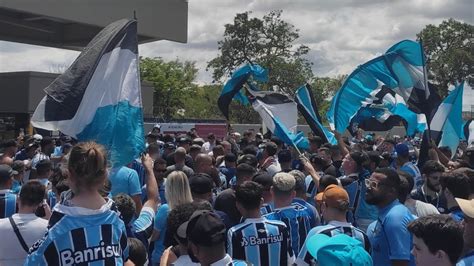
[207,10,313,92]
[309,75,346,123]
[182,85,224,119]
[417,18,473,96]
[140,57,198,120]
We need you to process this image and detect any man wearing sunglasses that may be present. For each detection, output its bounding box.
[366,167,416,266]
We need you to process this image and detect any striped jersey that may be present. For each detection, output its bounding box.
[260,203,274,215]
[264,205,313,255]
[129,206,154,250]
[296,220,371,265]
[25,199,129,266]
[0,189,17,218]
[227,217,295,266]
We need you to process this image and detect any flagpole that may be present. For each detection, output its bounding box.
[420,38,432,142]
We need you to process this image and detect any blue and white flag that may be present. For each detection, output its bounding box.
[327,40,429,134]
[464,119,474,145]
[247,88,309,150]
[31,19,145,167]
[348,85,427,136]
[430,82,465,157]
[295,84,336,144]
[218,64,268,119]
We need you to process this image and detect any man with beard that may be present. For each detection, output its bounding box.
[411,160,447,213]
[366,167,415,266]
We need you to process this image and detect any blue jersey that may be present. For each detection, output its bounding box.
[227,217,295,266]
[260,203,274,215]
[291,198,320,227]
[0,189,17,218]
[367,199,415,266]
[25,199,129,265]
[297,221,370,265]
[108,166,142,197]
[47,190,57,208]
[264,205,312,255]
[11,180,22,194]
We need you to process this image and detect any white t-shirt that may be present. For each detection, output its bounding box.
[0,213,48,266]
[405,199,440,218]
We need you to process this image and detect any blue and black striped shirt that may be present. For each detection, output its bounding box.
[26,199,129,265]
[264,205,313,255]
[227,217,295,266]
[0,189,17,218]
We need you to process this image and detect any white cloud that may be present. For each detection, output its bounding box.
[0,0,472,86]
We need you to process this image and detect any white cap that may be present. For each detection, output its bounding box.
[33,134,43,141]
[153,124,161,129]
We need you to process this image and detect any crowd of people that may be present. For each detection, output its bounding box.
[0,123,473,266]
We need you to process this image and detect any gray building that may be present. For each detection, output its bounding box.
[0,71,154,138]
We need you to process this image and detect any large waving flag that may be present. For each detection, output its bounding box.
[295,84,336,144]
[348,86,427,136]
[430,82,465,157]
[217,64,268,119]
[327,40,429,134]
[31,19,145,167]
[247,87,309,150]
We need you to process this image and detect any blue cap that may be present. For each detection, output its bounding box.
[306,233,373,266]
[395,143,409,157]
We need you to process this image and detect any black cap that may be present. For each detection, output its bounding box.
[189,174,213,194]
[177,136,191,144]
[278,149,292,163]
[237,154,258,168]
[183,210,226,246]
[0,164,16,181]
[164,142,176,149]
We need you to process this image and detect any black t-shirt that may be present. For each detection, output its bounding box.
[323,164,339,177]
[213,188,241,226]
[411,187,448,213]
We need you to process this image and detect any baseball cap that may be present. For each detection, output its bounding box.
[189,174,213,195]
[322,184,350,210]
[164,142,176,149]
[153,124,161,129]
[395,143,409,157]
[306,233,372,266]
[456,198,474,218]
[33,134,43,142]
[237,154,258,168]
[273,172,296,192]
[177,136,191,144]
[182,210,226,246]
[0,164,16,181]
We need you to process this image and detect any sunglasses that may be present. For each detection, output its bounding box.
[365,179,381,189]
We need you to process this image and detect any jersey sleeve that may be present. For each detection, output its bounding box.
[128,169,142,196]
[133,206,155,239]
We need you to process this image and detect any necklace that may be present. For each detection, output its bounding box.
[421,185,440,208]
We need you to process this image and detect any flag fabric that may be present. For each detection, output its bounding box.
[348,85,427,136]
[247,88,309,150]
[327,40,429,134]
[464,119,474,145]
[430,82,465,157]
[295,84,336,145]
[31,19,145,167]
[217,64,268,119]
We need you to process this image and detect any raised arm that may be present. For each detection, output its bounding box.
[141,153,159,212]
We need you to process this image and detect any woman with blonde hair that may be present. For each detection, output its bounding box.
[26,142,129,265]
[150,171,193,265]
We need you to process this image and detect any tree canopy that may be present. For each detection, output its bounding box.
[417,18,473,97]
[207,10,313,92]
[140,57,198,120]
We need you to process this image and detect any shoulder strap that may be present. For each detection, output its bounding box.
[9,216,30,252]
